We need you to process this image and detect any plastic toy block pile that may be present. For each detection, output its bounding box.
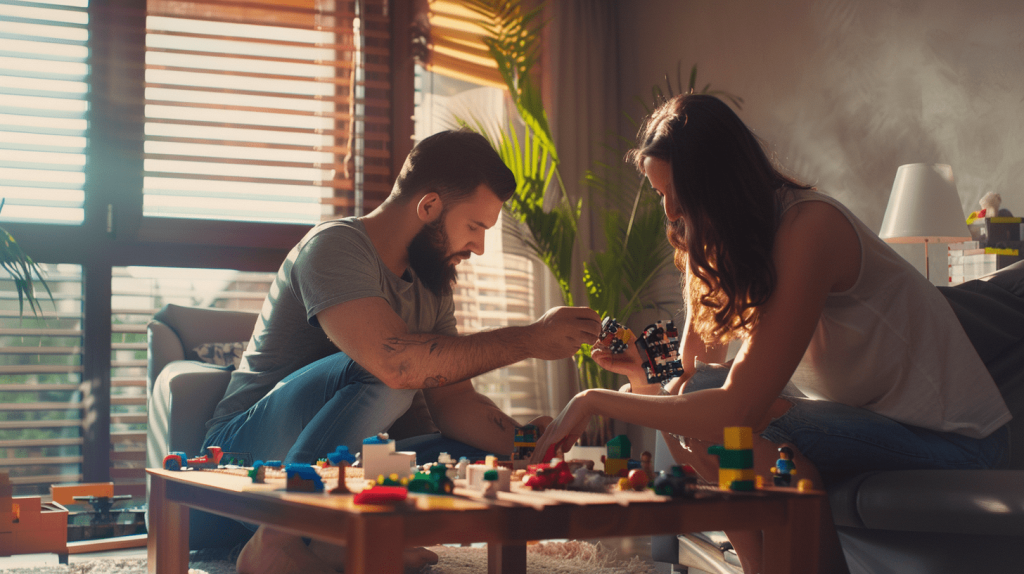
[161,424,818,508]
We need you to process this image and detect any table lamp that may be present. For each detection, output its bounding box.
[878,163,972,281]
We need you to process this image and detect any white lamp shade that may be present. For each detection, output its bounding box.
[879,163,972,244]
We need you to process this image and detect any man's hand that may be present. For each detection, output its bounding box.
[525,307,601,360]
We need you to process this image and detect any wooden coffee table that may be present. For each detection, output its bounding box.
[147,468,822,574]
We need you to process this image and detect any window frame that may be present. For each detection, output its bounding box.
[2,0,415,490]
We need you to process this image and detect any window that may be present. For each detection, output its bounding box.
[0,0,89,225]
[142,0,353,223]
[0,0,408,495]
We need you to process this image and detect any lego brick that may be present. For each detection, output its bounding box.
[603,458,629,477]
[723,427,753,450]
[718,468,756,487]
[606,435,631,459]
[712,449,754,469]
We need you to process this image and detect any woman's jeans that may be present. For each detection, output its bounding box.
[684,363,1010,483]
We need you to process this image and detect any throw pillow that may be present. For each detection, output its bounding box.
[193,341,246,370]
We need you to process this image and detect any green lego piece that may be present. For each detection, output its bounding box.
[607,435,632,460]
[707,446,754,469]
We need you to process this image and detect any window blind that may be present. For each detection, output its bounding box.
[0,0,89,225]
[422,0,502,88]
[0,264,84,496]
[142,0,392,223]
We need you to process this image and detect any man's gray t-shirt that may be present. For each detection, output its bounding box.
[205,217,458,437]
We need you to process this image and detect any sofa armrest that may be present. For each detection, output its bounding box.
[147,319,185,392]
[839,470,1024,536]
[147,360,233,469]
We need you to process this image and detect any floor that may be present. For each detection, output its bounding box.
[3,537,672,572]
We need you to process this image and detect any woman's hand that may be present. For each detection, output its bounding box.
[528,391,595,465]
[523,415,553,437]
[591,332,646,382]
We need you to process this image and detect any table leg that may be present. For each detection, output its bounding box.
[762,495,822,574]
[487,541,527,574]
[147,475,189,574]
[346,515,404,574]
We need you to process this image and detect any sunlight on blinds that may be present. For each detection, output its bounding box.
[0,264,83,496]
[143,0,357,224]
[0,0,88,225]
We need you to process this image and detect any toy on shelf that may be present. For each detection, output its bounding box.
[771,446,796,487]
[51,482,144,541]
[635,320,684,386]
[285,464,324,492]
[361,433,416,483]
[653,465,699,497]
[707,427,756,491]
[599,317,636,354]
[1,471,68,564]
[967,192,1013,222]
[164,446,224,471]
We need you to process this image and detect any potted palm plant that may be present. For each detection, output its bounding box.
[0,199,52,316]
[463,1,740,444]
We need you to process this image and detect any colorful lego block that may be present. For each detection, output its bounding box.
[361,433,416,482]
[606,435,631,460]
[723,427,753,450]
[708,427,756,492]
[603,458,629,477]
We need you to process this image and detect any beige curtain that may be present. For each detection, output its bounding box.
[542,0,622,407]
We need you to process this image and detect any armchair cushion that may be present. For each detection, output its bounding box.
[146,360,233,470]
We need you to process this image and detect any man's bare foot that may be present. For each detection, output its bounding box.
[237,525,337,574]
[307,539,438,572]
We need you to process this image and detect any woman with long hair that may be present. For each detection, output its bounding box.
[530,94,1016,573]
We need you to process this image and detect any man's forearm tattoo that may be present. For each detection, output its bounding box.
[421,375,450,388]
[490,412,508,432]
[383,335,444,355]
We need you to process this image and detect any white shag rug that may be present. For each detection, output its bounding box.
[2,541,657,574]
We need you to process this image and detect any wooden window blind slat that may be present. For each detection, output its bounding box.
[140,0,391,223]
[0,0,88,224]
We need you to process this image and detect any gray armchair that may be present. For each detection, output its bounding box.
[146,303,259,549]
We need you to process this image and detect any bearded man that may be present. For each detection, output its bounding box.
[201,130,601,573]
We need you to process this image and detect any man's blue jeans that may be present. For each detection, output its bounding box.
[203,351,493,466]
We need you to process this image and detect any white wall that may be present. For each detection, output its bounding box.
[616,0,1024,282]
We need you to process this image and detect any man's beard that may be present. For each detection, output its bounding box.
[407,216,463,297]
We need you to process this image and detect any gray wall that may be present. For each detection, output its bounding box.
[617,0,1024,282]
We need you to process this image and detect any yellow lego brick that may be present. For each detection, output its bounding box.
[619,329,635,344]
[604,458,629,477]
[723,426,753,450]
[718,468,756,487]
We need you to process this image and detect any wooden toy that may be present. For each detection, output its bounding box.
[0,471,68,563]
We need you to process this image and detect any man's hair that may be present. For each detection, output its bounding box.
[391,129,516,205]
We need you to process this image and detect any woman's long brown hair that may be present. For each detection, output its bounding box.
[627,94,811,344]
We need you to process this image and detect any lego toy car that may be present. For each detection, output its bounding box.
[163,446,224,471]
[407,464,455,495]
[653,465,699,497]
[523,460,574,490]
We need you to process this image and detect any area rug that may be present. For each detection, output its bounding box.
[2,541,657,574]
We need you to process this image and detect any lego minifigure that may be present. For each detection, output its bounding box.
[771,446,796,487]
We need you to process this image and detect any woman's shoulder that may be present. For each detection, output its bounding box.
[776,191,861,292]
